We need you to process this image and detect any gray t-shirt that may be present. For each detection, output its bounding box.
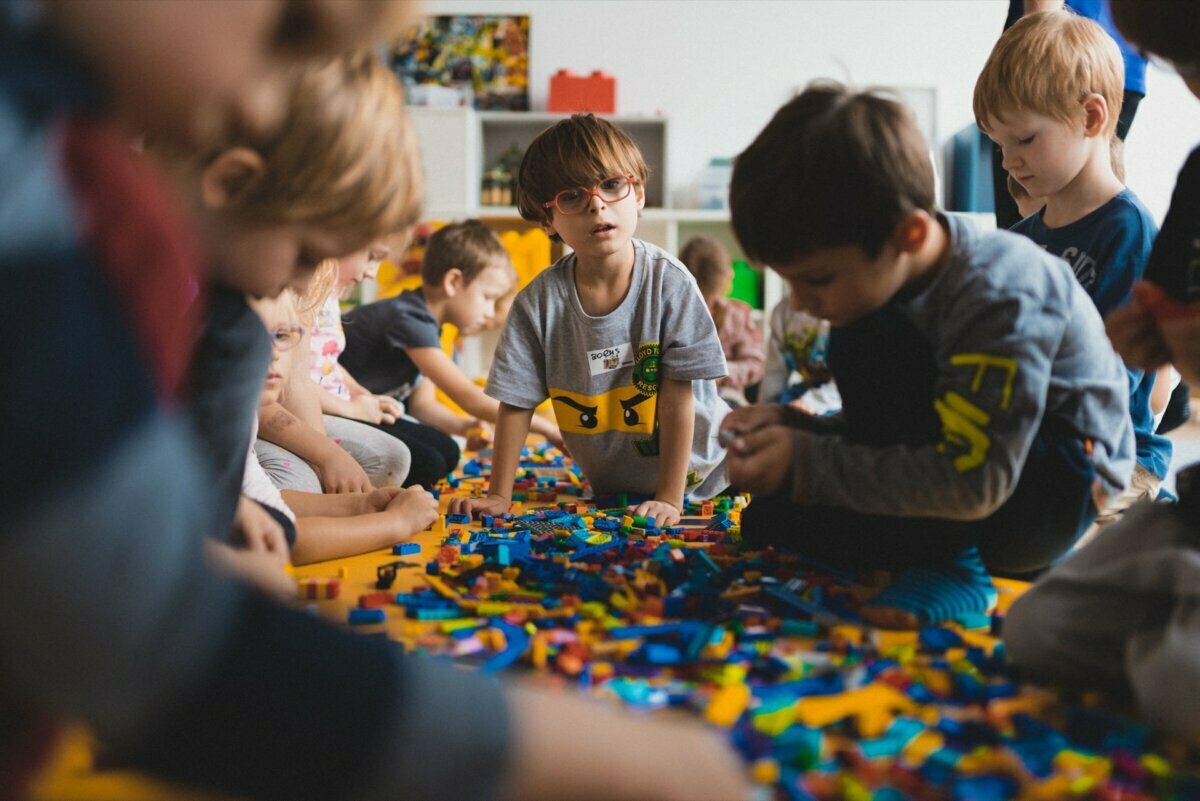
[791,213,1135,516]
[487,239,730,500]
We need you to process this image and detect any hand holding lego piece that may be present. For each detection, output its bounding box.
[501,682,751,801]
[627,498,681,529]
[724,425,795,497]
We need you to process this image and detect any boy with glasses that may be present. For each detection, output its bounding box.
[449,115,729,528]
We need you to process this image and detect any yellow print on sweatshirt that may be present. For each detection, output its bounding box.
[935,353,1017,472]
[549,385,657,435]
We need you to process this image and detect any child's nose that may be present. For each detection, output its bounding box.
[1001,149,1020,172]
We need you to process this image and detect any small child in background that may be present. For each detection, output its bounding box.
[976,9,1170,523]
[722,82,1133,629]
[252,293,437,564]
[341,219,563,451]
[678,235,764,406]
[448,115,730,528]
[1007,0,1200,748]
[296,244,463,488]
[760,293,842,415]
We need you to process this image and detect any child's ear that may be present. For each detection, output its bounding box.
[1081,94,1109,138]
[442,267,466,296]
[635,180,646,211]
[894,211,930,255]
[200,147,266,210]
[538,215,558,239]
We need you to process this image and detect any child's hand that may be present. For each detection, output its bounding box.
[627,499,682,528]
[204,540,295,603]
[726,424,795,496]
[233,496,290,557]
[314,447,373,494]
[447,493,511,520]
[376,394,404,420]
[383,486,439,534]
[503,682,751,801]
[462,418,493,451]
[347,394,387,424]
[718,403,788,445]
[1106,284,1174,370]
[364,485,405,513]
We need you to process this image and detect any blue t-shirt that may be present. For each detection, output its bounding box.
[1005,0,1147,95]
[1011,190,1171,477]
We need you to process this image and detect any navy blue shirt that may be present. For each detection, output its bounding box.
[340,288,442,400]
[1012,189,1171,478]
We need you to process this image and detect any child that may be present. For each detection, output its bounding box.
[341,219,563,453]
[975,9,1171,522]
[678,235,764,405]
[254,293,437,564]
[0,5,749,800]
[721,82,1134,629]
[759,293,842,415]
[1007,0,1200,747]
[447,115,730,529]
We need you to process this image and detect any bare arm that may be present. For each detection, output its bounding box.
[407,346,501,421]
[405,377,475,436]
[290,486,438,565]
[654,378,693,510]
[447,402,532,518]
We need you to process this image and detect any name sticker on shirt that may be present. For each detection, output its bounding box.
[587,342,634,376]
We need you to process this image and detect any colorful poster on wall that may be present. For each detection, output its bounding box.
[391,15,530,111]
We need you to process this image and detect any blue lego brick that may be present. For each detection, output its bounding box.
[392,542,420,556]
[446,513,471,525]
[348,608,386,625]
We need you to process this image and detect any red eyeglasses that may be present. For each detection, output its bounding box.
[543,175,638,216]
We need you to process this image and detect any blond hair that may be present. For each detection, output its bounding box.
[974,10,1124,138]
[212,49,423,248]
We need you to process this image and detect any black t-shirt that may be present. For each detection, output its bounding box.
[1145,147,1200,302]
[340,288,442,399]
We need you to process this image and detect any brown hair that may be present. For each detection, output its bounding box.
[974,11,1124,138]
[422,219,514,286]
[678,236,732,297]
[516,114,650,239]
[1111,0,1200,69]
[209,49,422,248]
[730,81,934,263]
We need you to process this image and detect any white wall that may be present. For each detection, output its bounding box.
[420,0,1200,222]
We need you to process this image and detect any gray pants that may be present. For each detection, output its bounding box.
[255,415,411,492]
[1005,501,1200,745]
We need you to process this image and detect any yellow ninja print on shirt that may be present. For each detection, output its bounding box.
[549,385,658,435]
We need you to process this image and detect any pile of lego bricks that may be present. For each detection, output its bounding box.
[358,446,1200,801]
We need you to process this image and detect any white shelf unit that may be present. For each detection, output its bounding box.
[404,106,783,377]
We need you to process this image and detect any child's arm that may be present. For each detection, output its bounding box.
[628,378,692,528]
[257,401,373,493]
[341,366,405,419]
[447,402,532,519]
[286,486,438,564]
[407,347,561,441]
[314,378,395,424]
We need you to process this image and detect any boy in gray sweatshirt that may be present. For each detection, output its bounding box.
[721,82,1134,629]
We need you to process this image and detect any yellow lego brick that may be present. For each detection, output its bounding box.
[794,683,918,739]
[704,682,751,728]
[752,704,797,737]
[750,758,780,785]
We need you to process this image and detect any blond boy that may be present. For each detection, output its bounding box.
[975,10,1169,523]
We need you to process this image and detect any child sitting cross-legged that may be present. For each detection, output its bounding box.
[340,219,564,459]
[448,115,731,528]
[976,9,1171,525]
[721,82,1135,629]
